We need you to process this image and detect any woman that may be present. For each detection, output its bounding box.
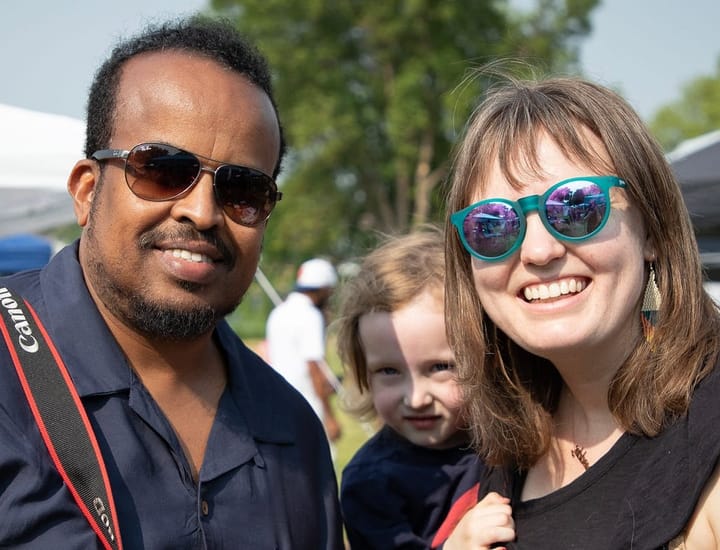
[444,75,720,548]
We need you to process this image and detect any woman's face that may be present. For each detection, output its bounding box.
[469,131,655,369]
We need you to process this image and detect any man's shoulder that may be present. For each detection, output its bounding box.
[266,294,322,339]
[0,270,43,360]
[219,324,323,421]
[0,269,42,297]
[218,323,282,383]
[272,292,317,314]
[1,243,78,307]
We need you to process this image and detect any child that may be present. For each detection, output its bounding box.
[335,226,513,549]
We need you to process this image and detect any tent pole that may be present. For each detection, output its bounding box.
[254,266,283,307]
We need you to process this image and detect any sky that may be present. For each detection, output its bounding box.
[1,1,719,124]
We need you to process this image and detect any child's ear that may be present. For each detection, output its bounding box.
[67,159,99,227]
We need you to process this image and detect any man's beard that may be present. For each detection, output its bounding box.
[88,253,228,340]
[119,285,220,340]
[83,197,238,340]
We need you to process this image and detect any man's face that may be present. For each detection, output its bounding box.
[314,287,334,311]
[72,50,280,340]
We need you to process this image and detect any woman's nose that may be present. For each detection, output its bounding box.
[519,212,567,266]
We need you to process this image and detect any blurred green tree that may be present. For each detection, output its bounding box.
[209,0,600,336]
[211,0,599,262]
[650,56,720,151]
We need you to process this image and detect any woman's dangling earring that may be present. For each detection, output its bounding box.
[641,263,661,343]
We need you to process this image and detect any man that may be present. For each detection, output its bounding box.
[0,18,342,549]
[266,258,342,442]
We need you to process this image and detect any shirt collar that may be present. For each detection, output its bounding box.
[40,242,131,396]
[38,241,294,444]
[215,323,295,443]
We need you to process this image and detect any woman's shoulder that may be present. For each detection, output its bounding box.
[608,359,720,547]
[670,358,720,548]
[688,354,720,422]
[680,463,720,549]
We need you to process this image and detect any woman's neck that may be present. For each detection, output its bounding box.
[520,384,624,500]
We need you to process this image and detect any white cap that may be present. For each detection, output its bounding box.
[295,258,338,290]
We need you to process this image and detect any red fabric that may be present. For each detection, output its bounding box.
[430,482,480,548]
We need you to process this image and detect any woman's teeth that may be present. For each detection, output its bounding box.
[523,278,586,302]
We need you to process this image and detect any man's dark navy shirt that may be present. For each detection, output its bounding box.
[0,242,342,549]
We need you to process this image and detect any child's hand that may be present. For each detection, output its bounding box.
[442,492,515,550]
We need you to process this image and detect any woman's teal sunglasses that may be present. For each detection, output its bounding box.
[451,175,627,261]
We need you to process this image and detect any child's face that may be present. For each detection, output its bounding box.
[359,289,465,449]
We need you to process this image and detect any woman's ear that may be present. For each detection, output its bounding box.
[67,159,98,227]
[643,236,657,263]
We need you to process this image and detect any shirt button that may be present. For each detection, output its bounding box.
[201,500,210,516]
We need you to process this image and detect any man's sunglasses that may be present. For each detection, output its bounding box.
[91,142,282,227]
[451,175,627,261]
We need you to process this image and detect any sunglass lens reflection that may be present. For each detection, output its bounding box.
[126,145,200,199]
[464,202,522,258]
[215,166,270,226]
[545,182,607,238]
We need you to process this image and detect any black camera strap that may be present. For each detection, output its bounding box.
[0,286,122,550]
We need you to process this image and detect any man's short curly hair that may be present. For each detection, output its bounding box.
[84,16,286,178]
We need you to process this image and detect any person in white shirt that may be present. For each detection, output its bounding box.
[266,258,341,442]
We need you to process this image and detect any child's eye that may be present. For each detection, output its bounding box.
[376,367,399,376]
[430,362,454,372]
[370,366,401,377]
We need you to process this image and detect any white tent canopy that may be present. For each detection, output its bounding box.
[0,103,85,237]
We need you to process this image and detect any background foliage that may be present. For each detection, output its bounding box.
[46,3,720,338]
[650,56,720,151]
[44,0,720,486]
[210,0,601,333]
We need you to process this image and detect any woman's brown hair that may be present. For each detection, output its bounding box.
[444,74,720,469]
